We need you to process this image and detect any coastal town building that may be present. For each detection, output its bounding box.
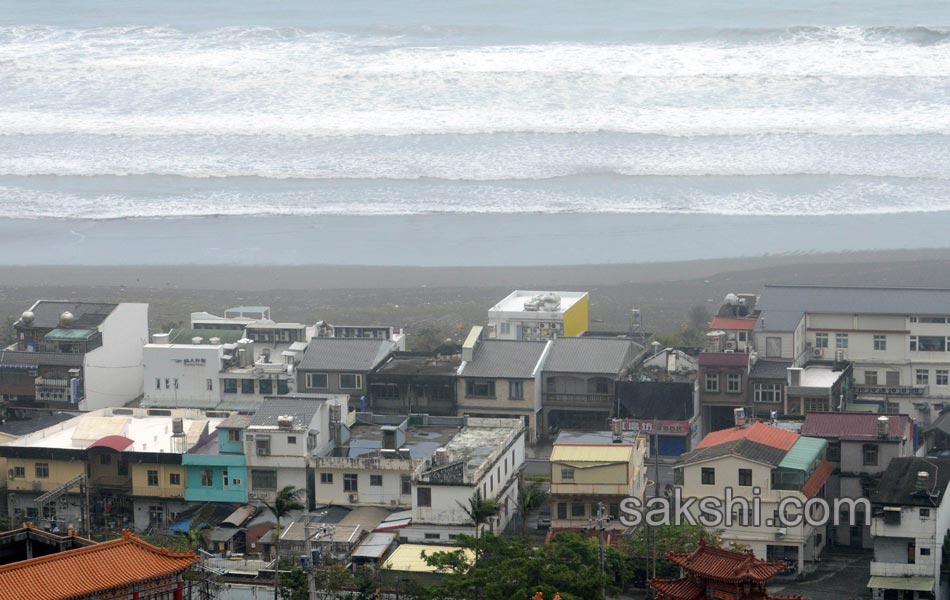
[868,457,950,600]
[486,290,589,341]
[674,420,832,575]
[456,328,551,443]
[697,351,751,434]
[296,338,397,403]
[541,336,642,434]
[367,351,459,416]
[314,321,407,350]
[637,346,698,382]
[403,417,525,544]
[0,301,148,411]
[549,428,647,530]
[801,412,915,549]
[616,380,698,456]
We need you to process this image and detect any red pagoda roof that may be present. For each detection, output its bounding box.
[649,577,704,600]
[666,542,787,583]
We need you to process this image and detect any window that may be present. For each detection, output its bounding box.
[920,508,931,518]
[835,333,848,349]
[417,487,432,507]
[508,380,524,400]
[206,378,213,391]
[921,548,931,556]
[223,379,238,394]
[908,542,916,564]
[873,335,887,351]
[754,383,782,403]
[256,437,271,456]
[500,322,510,335]
[917,316,948,324]
[738,469,752,487]
[100,454,111,465]
[173,378,179,389]
[13,466,24,478]
[863,444,879,466]
[343,473,359,492]
[738,331,748,342]
[228,429,241,443]
[200,469,214,487]
[241,379,255,394]
[466,380,495,398]
[147,470,159,486]
[401,475,411,495]
[886,371,901,386]
[827,442,840,461]
[704,373,720,393]
[938,371,949,386]
[258,379,273,395]
[320,472,333,484]
[910,335,947,352]
[591,379,610,394]
[155,378,161,390]
[370,475,383,487]
[169,473,181,485]
[805,398,829,413]
[701,467,715,485]
[726,373,742,393]
[864,371,878,385]
[424,533,441,540]
[165,378,170,389]
[815,333,828,348]
[222,470,229,487]
[561,467,575,481]
[287,436,296,445]
[340,373,363,390]
[306,373,328,389]
[34,463,49,478]
[251,470,277,491]
[557,503,567,519]
[673,468,683,486]
[917,369,929,385]
[572,503,585,518]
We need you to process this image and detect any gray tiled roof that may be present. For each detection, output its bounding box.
[679,439,787,467]
[298,338,395,372]
[749,359,792,380]
[248,395,329,427]
[543,337,640,375]
[460,340,548,379]
[757,285,950,331]
[21,301,117,329]
[871,457,950,507]
[0,350,85,368]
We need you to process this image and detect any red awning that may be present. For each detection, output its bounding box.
[801,460,834,498]
[87,435,134,452]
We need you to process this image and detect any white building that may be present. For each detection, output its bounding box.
[402,417,525,544]
[868,457,950,600]
[486,291,589,340]
[243,394,349,507]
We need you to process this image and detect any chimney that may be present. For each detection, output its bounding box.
[611,419,623,443]
[734,407,746,428]
[877,416,889,439]
[916,471,931,494]
[462,326,483,363]
[787,367,802,387]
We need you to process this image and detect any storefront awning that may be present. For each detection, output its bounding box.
[867,575,935,591]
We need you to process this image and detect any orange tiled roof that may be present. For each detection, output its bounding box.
[801,459,834,498]
[648,577,704,600]
[697,422,798,451]
[666,542,786,583]
[0,529,197,600]
[710,317,757,331]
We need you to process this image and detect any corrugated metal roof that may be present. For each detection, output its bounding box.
[749,359,792,380]
[0,351,84,369]
[867,576,935,592]
[680,438,787,467]
[709,317,756,331]
[803,412,911,441]
[351,532,396,560]
[44,328,97,341]
[871,457,950,507]
[697,422,799,451]
[460,340,547,379]
[298,338,395,372]
[247,395,328,428]
[778,436,827,471]
[698,352,750,368]
[550,444,633,463]
[20,301,117,330]
[383,544,475,573]
[543,337,639,375]
[167,327,245,345]
[801,460,833,498]
[757,285,950,332]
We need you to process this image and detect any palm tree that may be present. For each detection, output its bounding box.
[262,485,305,600]
[185,521,212,553]
[457,490,498,566]
[515,479,548,537]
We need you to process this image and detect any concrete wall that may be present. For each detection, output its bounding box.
[456,377,537,440]
[7,457,84,493]
[563,295,589,337]
[130,462,187,499]
[143,344,222,408]
[83,303,149,410]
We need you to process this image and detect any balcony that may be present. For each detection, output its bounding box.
[870,561,934,578]
[544,393,613,407]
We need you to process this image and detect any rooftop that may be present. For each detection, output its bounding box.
[438,418,523,477]
[298,338,395,372]
[803,412,911,442]
[793,365,846,389]
[709,317,756,331]
[17,300,117,330]
[544,336,639,375]
[617,381,694,421]
[5,408,219,453]
[550,444,634,464]
[383,544,474,573]
[247,395,340,430]
[871,457,950,507]
[345,421,457,460]
[488,290,587,315]
[0,412,78,437]
[0,350,85,370]
[778,436,827,472]
[166,327,245,345]
[680,438,788,467]
[697,422,799,451]
[757,284,950,331]
[460,339,548,379]
[698,352,750,368]
[374,353,460,377]
[749,359,793,380]
[0,530,196,600]
[666,542,787,583]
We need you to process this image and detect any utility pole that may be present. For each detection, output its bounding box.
[594,501,607,599]
[303,518,317,600]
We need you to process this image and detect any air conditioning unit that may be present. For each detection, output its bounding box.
[348,493,359,503]
[248,492,258,499]
[725,341,736,350]
[813,348,823,358]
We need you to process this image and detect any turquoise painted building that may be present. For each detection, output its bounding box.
[182,418,249,503]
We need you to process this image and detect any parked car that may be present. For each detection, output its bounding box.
[536,509,551,530]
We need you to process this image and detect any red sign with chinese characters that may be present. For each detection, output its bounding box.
[622,419,689,436]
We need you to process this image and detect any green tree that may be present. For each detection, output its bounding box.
[0,316,16,349]
[185,522,212,552]
[515,479,548,537]
[457,490,498,546]
[620,523,721,583]
[279,569,309,600]
[409,325,447,353]
[262,486,306,600]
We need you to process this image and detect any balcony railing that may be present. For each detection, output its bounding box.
[544,393,613,406]
[869,561,934,577]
